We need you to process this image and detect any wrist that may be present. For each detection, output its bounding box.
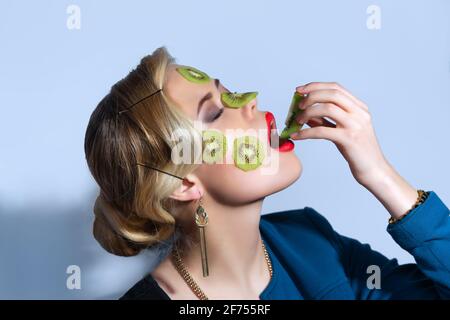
[356,161,394,189]
[388,190,429,224]
[358,163,418,219]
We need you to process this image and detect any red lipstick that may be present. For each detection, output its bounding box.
[265,111,295,152]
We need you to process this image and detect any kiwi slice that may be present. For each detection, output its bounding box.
[202,130,227,164]
[279,91,306,139]
[221,91,258,109]
[232,136,265,172]
[176,66,211,84]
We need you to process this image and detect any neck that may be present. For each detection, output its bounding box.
[175,196,269,295]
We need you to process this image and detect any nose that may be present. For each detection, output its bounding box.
[243,97,257,118]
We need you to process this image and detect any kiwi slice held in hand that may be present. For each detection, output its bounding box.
[221,91,258,109]
[232,135,265,172]
[176,66,211,84]
[279,91,306,139]
[202,130,227,164]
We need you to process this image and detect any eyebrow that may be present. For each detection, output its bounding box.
[197,78,220,117]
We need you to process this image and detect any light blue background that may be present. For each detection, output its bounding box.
[0,0,448,299]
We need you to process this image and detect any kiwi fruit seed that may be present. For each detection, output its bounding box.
[202,130,227,164]
[221,91,258,109]
[176,66,211,84]
[232,135,265,172]
[279,91,306,139]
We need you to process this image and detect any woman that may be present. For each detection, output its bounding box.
[84,47,449,300]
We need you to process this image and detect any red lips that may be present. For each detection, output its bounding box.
[265,111,295,152]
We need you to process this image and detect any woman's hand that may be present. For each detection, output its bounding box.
[290,82,389,187]
[290,82,418,219]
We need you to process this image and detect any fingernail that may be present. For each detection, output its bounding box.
[298,100,306,110]
[290,132,299,139]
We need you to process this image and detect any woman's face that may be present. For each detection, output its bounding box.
[164,64,302,205]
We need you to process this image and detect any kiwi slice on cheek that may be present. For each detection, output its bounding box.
[202,130,227,164]
[176,66,211,84]
[221,91,258,109]
[280,91,306,139]
[232,136,265,172]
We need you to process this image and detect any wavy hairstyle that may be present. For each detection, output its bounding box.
[84,47,202,257]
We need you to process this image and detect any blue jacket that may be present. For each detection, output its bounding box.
[120,190,450,300]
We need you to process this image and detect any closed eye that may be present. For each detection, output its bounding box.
[212,108,224,121]
[204,80,230,122]
[206,106,224,123]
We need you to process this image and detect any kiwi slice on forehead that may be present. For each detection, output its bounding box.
[202,130,227,164]
[279,91,306,139]
[221,91,258,109]
[232,135,265,172]
[176,66,211,84]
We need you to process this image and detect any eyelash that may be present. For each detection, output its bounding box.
[211,107,224,122]
[208,86,229,122]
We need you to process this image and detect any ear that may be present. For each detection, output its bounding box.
[169,174,204,202]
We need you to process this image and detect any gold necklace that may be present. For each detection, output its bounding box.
[171,241,273,300]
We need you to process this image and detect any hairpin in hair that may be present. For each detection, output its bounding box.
[135,162,184,180]
[117,88,163,115]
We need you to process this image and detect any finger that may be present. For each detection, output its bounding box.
[290,126,345,144]
[306,117,336,128]
[298,89,362,115]
[297,102,354,128]
[296,82,368,111]
[297,81,368,111]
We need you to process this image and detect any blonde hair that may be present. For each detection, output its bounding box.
[84,47,202,257]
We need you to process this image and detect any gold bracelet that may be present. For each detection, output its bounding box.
[388,189,429,224]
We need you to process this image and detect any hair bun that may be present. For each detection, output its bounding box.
[93,194,143,257]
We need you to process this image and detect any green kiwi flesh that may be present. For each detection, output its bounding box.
[202,130,227,164]
[221,91,258,109]
[279,91,305,139]
[176,66,211,84]
[232,135,265,172]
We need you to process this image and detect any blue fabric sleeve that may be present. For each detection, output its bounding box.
[305,191,450,299]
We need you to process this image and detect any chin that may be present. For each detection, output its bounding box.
[259,152,302,198]
[276,153,303,192]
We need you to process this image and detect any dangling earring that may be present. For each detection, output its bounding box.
[195,196,209,277]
